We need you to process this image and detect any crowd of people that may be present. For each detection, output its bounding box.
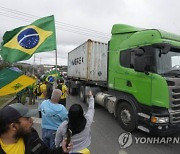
[0,75,95,154]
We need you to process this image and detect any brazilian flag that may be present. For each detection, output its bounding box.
[45,69,62,83]
[0,15,56,63]
[0,67,36,96]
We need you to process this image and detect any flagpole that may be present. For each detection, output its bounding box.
[33,54,35,75]
[53,50,58,89]
[54,15,57,89]
[55,49,58,77]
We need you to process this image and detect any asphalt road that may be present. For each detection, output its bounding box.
[27,95,180,154]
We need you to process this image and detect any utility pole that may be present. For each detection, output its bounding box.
[33,54,35,75]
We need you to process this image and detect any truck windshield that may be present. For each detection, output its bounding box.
[155,48,180,75]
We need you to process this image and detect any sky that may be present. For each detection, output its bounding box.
[0,0,180,66]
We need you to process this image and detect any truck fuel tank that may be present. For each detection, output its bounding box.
[95,92,116,114]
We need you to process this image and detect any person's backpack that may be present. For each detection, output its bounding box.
[33,83,42,96]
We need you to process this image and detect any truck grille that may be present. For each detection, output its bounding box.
[166,78,180,123]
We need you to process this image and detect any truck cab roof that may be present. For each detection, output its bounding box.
[110,24,180,51]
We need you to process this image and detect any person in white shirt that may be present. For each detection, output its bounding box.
[55,91,94,152]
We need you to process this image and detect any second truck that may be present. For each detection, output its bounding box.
[67,24,180,135]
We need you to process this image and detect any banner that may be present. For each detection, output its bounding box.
[0,68,35,96]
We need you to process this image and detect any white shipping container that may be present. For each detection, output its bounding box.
[68,39,108,82]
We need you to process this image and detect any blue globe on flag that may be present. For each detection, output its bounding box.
[17,28,39,49]
[47,76,55,83]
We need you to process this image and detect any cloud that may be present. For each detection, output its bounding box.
[0,0,180,66]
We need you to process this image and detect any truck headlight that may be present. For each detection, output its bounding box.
[151,116,169,124]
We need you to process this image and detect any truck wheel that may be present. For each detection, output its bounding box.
[69,87,76,95]
[117,102,136,132]
[80,86,85,102]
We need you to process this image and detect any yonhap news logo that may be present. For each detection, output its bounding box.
[118,132,133,148]
[118,132,180,149]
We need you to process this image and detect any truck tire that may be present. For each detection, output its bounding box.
[69,87,76,95]
[80,86,85,102]
[117,102,136,132]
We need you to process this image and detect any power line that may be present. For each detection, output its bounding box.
[0,11,109,40]
[0,5,110,40]
[0,12,31,23]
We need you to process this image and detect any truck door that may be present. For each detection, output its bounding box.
[114,49,152,106]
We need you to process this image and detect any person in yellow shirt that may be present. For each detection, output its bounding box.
[57,79,68,107]
[38,80,47,118]
[0,103,72,154]
[39,82,47,99]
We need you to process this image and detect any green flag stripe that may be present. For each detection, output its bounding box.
[0,68,21,88]
[31,15,56,49]
[2,26,24,45]
[1,47,31,62]
[34,32,56,52]
[32,15,54,30]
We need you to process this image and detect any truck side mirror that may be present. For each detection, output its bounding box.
[134,55,151,74]
[153,43,171,54]
[161,44,170,54]
[134,49,144,56]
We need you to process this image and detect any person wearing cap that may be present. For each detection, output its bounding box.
[40,89,68,149]
[0,103,71,154]
[55,91,94,153]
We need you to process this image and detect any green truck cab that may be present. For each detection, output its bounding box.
[109,24,180,135]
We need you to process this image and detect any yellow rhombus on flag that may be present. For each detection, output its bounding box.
[0,15,56,63]
[4,25,52,55]
[0,67,36,96]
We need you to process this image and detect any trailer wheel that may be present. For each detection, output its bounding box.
[117,102,136,132]
[80,86,85,102]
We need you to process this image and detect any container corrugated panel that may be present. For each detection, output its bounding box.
[68,39,108,82]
